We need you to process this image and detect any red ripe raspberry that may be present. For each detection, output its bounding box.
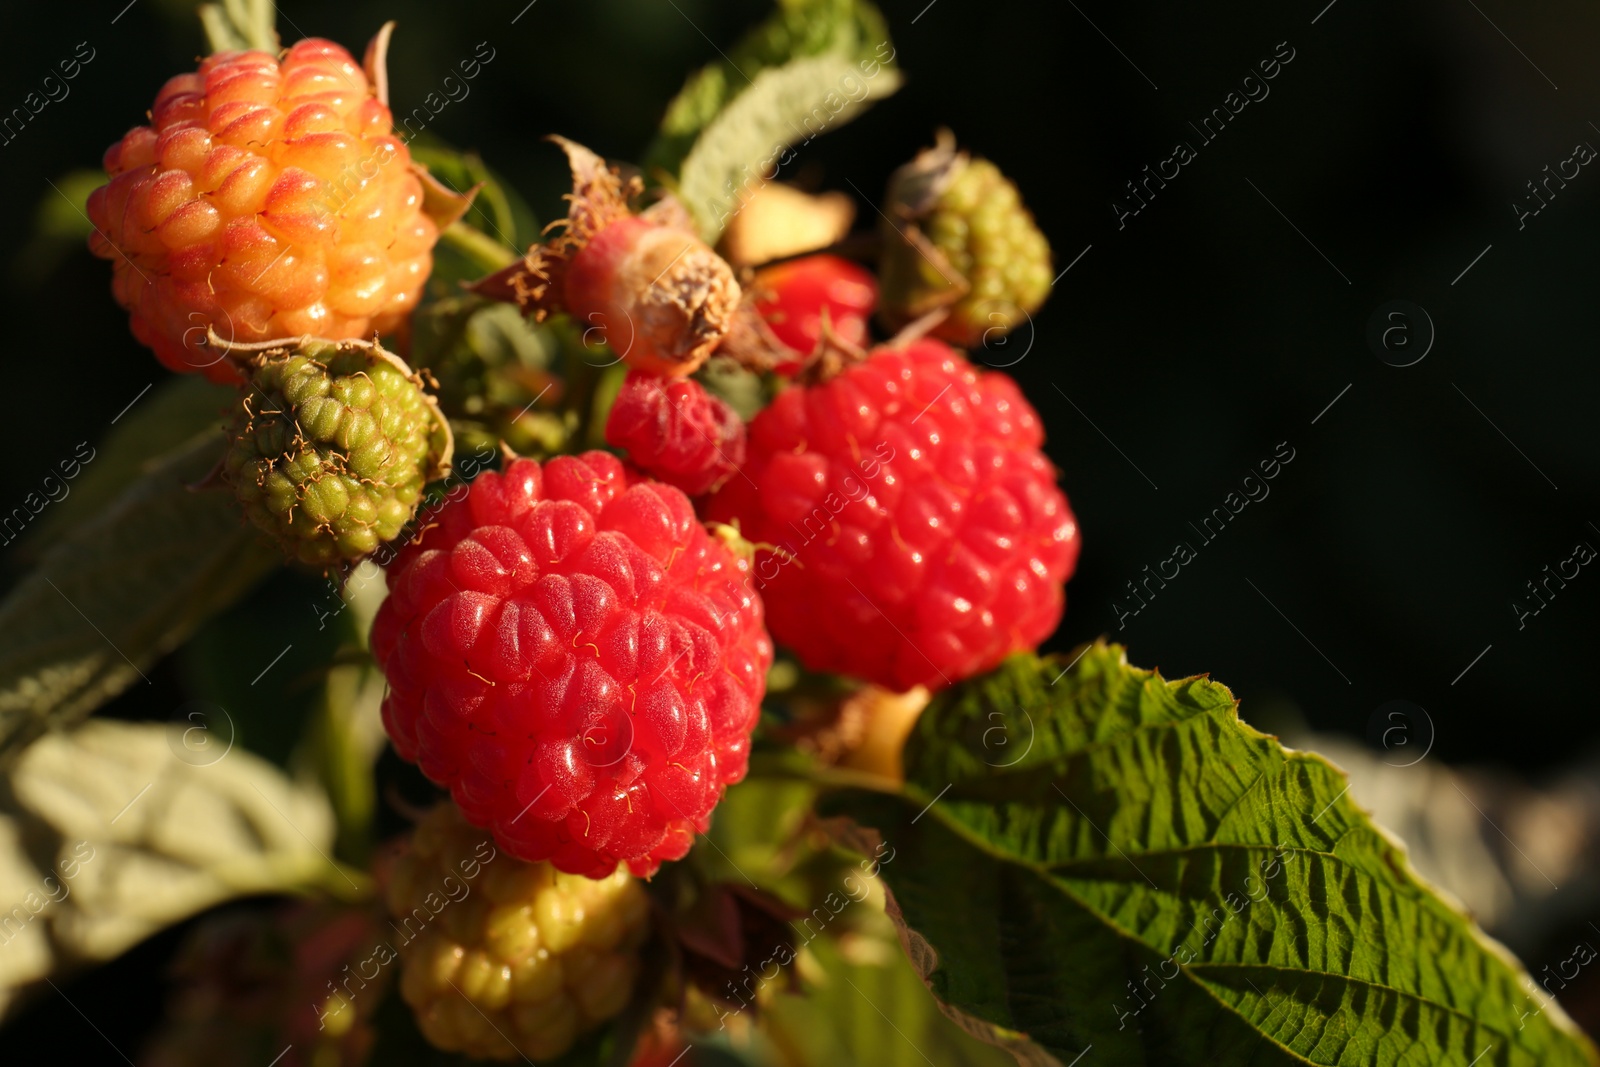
[706,340,1079,692]
[750,254,877,374]
[87,40,439,382]
[371,452,772,878]
[605,371,746,497]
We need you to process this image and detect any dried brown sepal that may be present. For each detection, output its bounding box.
[714,300,794,375]
[883,307,951,350]
[471,245,568,321]
[794,313,871,387]
[886,127,967,222]
[765,687,869,766]
[639,192,699,236]
[678,883,807,1011]
[548,134,640,257]
[882,221,969,316]
[468,136,636,320]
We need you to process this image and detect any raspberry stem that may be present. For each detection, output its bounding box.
[441,221,521,274]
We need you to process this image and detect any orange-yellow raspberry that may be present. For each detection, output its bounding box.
[386,803,651,1062]
[86,39,439,383]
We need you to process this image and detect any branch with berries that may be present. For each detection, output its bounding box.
[4,2,1590,1066]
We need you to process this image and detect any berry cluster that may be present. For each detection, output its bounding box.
[387,803,650,1061]
[82,21,1075,1059]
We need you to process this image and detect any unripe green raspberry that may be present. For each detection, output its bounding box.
[879,132,1052,348]
[223,338,452,567]
[386,803,650,1062]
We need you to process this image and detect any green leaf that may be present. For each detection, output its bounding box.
[821,645,1599,1067]
[0,430,280,763]
[12,169,103,286]
[762,932,1019,1067]
[645,0,901,241]
[295,654,390,866]
[647,0,896,177]
[675,53,901,243]
[0,719,359,1010]
[199,0,279,54]
[175,568,355,771]
[696,357,769,422]
[700,773,819,901]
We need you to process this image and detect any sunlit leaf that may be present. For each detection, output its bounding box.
[823,645,1599,1067]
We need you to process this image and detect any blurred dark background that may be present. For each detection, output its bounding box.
[2,0,1598,1056]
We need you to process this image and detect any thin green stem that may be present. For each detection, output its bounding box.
[442,221,520,274]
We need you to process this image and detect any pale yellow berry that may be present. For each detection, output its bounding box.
[388,804,649,1061]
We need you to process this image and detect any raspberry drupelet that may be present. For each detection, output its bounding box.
[371,452,772,878]
[88,39,439,381]
[387,803,650,1061]
[707,339,1079,693]
[604,371,746,497]
[750,253,878,376]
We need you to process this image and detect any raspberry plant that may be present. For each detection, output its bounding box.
[0,0,1593,1065]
